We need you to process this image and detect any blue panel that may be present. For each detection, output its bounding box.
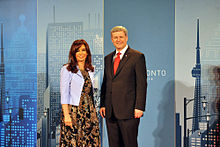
[0,0,37,146]
[104,0,175,146]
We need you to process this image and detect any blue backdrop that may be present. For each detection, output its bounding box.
[0,0,37,146]
[0,0,174,146]
[104,0,175,146]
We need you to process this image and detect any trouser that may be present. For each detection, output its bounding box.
[106,112,140,147]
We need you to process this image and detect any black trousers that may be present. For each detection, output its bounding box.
[106,112,140,147]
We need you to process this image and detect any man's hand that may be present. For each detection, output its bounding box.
[100,107,106,118]
[134,109,143,118]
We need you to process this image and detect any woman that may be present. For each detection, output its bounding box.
[60,39,100,147]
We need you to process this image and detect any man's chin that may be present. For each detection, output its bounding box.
[115,45,126,50]
[115,47,123,50]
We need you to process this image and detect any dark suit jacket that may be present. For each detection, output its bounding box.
[100,46,147,120]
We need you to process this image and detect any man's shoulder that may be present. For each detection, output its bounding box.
[103,47,145,58]
[128,47,144,57]
[104,51,114,59]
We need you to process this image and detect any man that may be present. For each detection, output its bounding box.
[100,26,147,147]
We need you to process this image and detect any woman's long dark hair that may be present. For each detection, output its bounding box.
[66,39,94,73]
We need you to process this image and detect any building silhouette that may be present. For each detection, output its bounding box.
[199,17,220,147]
[188,19,220,147]
[0,23,6,147]
[176,113,181,147]
[201,23,220,125]
[37,116,47,147]
[187,19,220,147]
[46,22,83,140]
[3,95,36,146]
[0,23,5,122]
[201,120,220,146]
[0,14,37,146]
[36,5,104,145]
[191,19,202,132]
[188,19,207,147]
[37,53,46,121]
[84,30,103,74]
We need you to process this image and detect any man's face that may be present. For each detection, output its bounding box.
[111,31,128,51]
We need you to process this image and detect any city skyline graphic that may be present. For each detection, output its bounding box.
[4,0,220,147]
[37,0,104,146]
[0,0,37,146]
[177,19,220,147]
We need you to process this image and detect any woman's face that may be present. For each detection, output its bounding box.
[75,44,88,63]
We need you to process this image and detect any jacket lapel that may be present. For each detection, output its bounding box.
[88,71,94,87]
[108,51,115,79]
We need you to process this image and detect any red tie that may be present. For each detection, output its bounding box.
[114,52,121,75]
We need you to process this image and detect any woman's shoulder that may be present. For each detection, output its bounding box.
[60,64,71,75]
[61,64,67,70]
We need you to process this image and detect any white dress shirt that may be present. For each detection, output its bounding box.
[113,44,128,60]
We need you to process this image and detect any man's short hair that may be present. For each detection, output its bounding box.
[111,26,128,36]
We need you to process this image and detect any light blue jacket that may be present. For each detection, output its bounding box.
[60,65,94,106]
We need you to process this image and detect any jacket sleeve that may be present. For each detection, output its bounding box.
[134,53,147,111]
[60,66,71,104]
[100,58,107,108]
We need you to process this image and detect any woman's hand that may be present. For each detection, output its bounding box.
[64,114,73,128]
[62,104,73,128]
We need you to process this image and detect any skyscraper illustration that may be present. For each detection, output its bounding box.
[5,15,37,110]
[191,19,202,132]
[200,19,220,147]
[0,14,37,146]
[187,19,207,147]
[0,23,5,122]
[201,23,220,122]
[176,113,181,147]
[37,2,104,145]
[187,19,220,147]
[46,22,83,139]
[4,95,36,146]
[37,53,46,121]
[0,23,6,147]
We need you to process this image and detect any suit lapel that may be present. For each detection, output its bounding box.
[107,51,115,79]
[114,48,130,77]
[76,69,83,78]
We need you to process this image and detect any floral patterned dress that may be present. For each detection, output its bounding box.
[60,70,101,147]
